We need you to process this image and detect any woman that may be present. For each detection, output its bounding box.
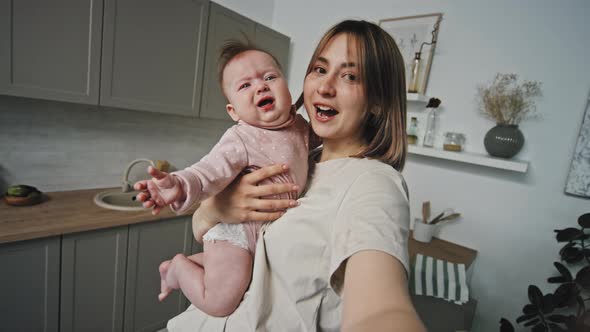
[167,20,426,331]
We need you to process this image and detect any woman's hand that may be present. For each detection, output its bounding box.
[134,166,185,215]
[191,200,218,244]
[198,164,300,225]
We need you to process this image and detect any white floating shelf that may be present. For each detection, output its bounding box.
[408,145,529,173]
[407,93,429,102]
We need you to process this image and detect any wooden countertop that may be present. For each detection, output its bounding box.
[0,188,478,268]
[0,188,197,244]
[408,231,477,269]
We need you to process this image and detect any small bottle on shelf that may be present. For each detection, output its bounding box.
[408,52,421,93]
[407,117,419,145]
[422,108,437,147]
[422,97,441,148]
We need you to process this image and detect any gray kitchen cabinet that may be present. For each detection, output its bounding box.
[0,236,60,332]
[198,3,290,121]
[198,2,256,121]
[60,226,128,332]
[0,0,103,104]
[100,0,210,116]
[254,24,291,74]
[124,216,194,332]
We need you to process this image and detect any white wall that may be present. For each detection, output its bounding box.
[212,0,274,27]
[0,96,231,192]
[271,0,590,330]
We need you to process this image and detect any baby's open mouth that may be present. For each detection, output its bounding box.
[257,97,275,109]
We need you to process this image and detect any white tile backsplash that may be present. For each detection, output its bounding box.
[0,95,231,193]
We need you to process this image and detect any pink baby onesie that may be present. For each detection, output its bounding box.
[171,113,314,255]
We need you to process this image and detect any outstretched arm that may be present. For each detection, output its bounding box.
[134,166,185,215]
[341,250,426,332]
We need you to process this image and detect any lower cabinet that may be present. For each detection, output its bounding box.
[0,236,61,332]
[0,216,200,332]
[124,217,194,332]
[60,225,128,332]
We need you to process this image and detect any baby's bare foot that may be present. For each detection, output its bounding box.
[158,260,172,301]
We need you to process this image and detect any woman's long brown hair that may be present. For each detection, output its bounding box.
[295,20,407,171]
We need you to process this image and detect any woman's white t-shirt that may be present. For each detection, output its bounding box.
[167,157,410,332]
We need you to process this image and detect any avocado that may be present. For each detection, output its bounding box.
[6,185,39,197]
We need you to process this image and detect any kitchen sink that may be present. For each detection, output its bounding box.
[94,189,147,211]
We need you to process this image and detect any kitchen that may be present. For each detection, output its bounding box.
[1,0,590,331]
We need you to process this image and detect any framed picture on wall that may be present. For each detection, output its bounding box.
[565,91,590,198]
[379,13,443,95]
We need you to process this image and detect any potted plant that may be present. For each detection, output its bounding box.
[476,73,543,158]
[500,213,590,332]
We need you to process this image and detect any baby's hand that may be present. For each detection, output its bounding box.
[134,166,184,215]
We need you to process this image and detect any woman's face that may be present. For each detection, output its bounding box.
[303,33,367,145]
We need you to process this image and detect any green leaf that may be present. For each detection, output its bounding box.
[499,318,515,332]
[561,246,584,263]
[524,318,540,327]
[517,312,538,324]
[541,294,555,314]
[548,276,567,284]
[576,296,586,316]
[547,323,567,332]
[559,242,576,256]
[532,322,547,332]
[522,303,537,314]
[578,213,590,228]
[555,228,584,242]
[500,318,514,332]
[546,314,569,323]
[575,266,590,291]
[528,285,544,307]
[554,262,573,281]
[553,283,578,308]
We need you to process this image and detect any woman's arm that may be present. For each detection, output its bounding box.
[341,250,426,332]
[191,164,300,243]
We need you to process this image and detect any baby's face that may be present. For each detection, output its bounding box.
[223,51,292,127]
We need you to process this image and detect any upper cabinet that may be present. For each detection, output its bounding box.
[255,24,290,74]
[0,0,290,118]
[199,3,290,121]
[198,3,255,121]
[0,0,103,104]
[100,0,209,116]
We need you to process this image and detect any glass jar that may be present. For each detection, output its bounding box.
[443,132,466,152]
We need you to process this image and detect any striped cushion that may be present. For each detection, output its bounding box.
[410,254,469,305]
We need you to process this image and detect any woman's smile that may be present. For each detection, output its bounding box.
[314,103,339,122]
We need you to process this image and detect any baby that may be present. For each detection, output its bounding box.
[134,41,318,317]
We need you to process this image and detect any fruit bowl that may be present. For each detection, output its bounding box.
[4,184,44,206]
[4,194,44,206]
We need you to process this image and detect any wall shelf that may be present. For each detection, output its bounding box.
[408,145,529,173]
[407,93,429,102]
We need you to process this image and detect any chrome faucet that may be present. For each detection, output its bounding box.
[122,158,155,192]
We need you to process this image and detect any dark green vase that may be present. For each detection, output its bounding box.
[484,124,524,158]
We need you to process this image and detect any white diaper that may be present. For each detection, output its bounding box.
[202,223,249,251]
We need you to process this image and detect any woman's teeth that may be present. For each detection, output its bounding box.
[316,105,338,117]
